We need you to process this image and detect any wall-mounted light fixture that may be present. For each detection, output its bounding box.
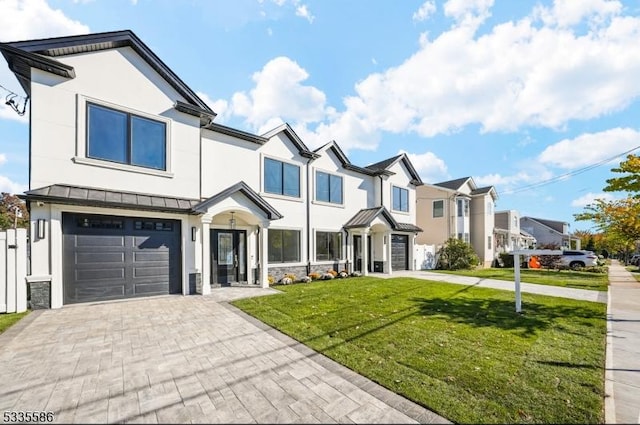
[229,212,236,230]
[37,219,46,239]
[191,226,197,241]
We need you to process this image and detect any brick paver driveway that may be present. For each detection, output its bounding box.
[0,289,447,424]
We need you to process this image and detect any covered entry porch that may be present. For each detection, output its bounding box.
[192,182,282,292]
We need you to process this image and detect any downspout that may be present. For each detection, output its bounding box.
[306,157,313,276]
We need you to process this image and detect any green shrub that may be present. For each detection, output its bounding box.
[437,238,479,270]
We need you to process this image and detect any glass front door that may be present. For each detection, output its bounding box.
[211,229,246,284]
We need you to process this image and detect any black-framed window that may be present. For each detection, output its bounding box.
[264,158,300,197]
[87,103,166,170]
[316,171,343,204]
[268,229,301,263]
[316,231,342,261]
[433,200,444,218]
[457,199,469,217]
[392,186,409,212]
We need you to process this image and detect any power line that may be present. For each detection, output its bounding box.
[502,144,640,195]
[0,83,29,116]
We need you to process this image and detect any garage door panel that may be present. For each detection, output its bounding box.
[133,266,170,278]
[134,251,169,262]
[76,252,125,264]
[63,213,181,304]
[76,268,126,281]
[391,234,409,271]
[76,235,126,247]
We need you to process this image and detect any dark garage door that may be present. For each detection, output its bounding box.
[63,213,181,304]
[391,234,409,271]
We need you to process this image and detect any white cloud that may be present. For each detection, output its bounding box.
[0,175,26,195]
[571,192,617,207]
[295,4,314,23]
[443,0,494,27]
[229,56,328,130]
[196,91,230,124]
[398,149,448,182]
[538,128,640,169]
[0,0,89,42]
[0,154,7,166]
[534,0,622,28]
[0,103,29,123]
[413,1,436,23]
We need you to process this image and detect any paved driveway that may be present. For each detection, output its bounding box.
[0,289,447,424]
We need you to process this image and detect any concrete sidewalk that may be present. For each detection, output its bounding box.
[383,269,607,303]
[605,260,640,424]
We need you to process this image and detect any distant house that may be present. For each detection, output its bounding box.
[416,177,498,267]
[519,217,580,249]
[494,210,536,255]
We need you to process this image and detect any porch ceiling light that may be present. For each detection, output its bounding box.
[229,211,236,229]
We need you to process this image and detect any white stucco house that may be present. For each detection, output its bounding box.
[0,30,424,308]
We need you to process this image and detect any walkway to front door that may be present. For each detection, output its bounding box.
[211,229,247,285]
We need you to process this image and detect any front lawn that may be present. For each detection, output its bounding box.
[432,268,608,291]
[0,311,29,334]
[233,277,606,424]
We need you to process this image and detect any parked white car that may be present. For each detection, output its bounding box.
[559,250,598,269]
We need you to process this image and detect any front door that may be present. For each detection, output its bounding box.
[211,229,246,284]
[353,235,372,272]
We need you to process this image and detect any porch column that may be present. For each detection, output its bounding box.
[260,222,270,288]
[200,215,212,295]
[362,229,369,276]
[385,231,393,274]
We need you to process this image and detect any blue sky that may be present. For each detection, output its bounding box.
[1,0,640,233]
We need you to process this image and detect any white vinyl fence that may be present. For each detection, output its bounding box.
[0,228,27,313]
[414,244,438,270]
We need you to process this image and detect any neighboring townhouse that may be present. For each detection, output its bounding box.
[494,210,536,255]
[0,30,423,308]
[519,217,580,249]
[416,177,497,267]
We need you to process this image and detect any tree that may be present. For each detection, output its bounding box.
[575,198,640,261]
[0,193,29,230]
[436,238,479,270]
[604,154,640,196]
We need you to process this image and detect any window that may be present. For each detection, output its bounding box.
[458,233,469,243]
[268,229,301,263]
[87,103,166,170]
[457,199,469,217]
[513,216,518,230]
[134,220,173,231]
[264,158,300,197]
[77,217,123,229]
[316,231,342,261]
[392,186,409,212]
[488,235,492,249]
[316,171,343,204]
[487,201,493,215]
[433,200,444,218]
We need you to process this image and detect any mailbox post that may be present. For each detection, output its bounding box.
[510,249,563,313]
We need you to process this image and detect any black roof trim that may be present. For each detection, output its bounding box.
[192,181,283,220]
[261,123,319,159]
[434,176,474,191]
[2,30,212,112]
[0,43,76,94]
[204,122,269,145]
[174,100,216,126]
[365,153,423,185]
[344,206,399,229]
[22,184,199,213]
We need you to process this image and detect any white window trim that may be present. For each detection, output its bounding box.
[314,228,345,262]
[391,184,410,215]
[74,94,173,177]
[260,153,303,201]
[312,167,345,208]
[267,226,305,265]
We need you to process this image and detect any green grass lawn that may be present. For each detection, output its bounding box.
[233,277,606,424]
[0,311,29,334]
[431,268,609,291]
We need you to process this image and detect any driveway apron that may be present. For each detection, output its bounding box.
[0,289,448,424]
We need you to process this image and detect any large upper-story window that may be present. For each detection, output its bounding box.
[87,103,166,170]
[392,186,409,212]
[316,231,342,261]
[268,229,300,263]
[457,198,469,217]
[264,158,300,197]
[433,200,444,218]
[316,171,343,204]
